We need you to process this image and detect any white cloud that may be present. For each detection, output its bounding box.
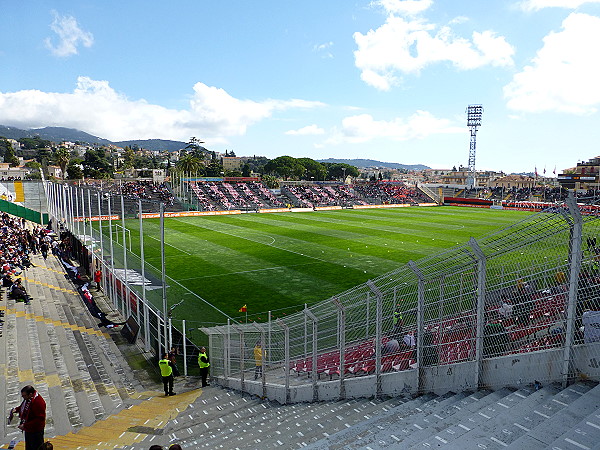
[519,0,600,11]
[285,125,325,136]
[504,13,600,114]
[0,77,324,141]
[353,15,514,90]
[44,11,94,57]
[313,41,334,59]
[372,0,433,16]
[325,110,463,145]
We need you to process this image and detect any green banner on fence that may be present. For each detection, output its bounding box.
[0,198,48,224]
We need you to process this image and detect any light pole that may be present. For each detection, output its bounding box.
[466,104,483,190]
[342,168,347,183]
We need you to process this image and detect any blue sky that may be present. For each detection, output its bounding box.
[2,0,600,173]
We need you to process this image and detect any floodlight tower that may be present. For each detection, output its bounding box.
[466,104,483,189]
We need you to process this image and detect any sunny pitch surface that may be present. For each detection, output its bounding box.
[129,206,531,325]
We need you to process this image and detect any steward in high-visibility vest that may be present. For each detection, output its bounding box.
[392,310,403,337]
[198,347,210,387]
[159,353,175,396]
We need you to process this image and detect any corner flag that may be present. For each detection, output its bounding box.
[239,305,247,312]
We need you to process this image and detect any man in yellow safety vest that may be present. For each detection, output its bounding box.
[198,347,210,387]
[159,353,176,396]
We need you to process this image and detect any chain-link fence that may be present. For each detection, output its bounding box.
[203,196,600,403]
[44,180,235,376]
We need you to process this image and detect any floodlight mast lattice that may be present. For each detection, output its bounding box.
[466,104,483,189]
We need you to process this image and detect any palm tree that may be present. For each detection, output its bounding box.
[54,147,70,179]
[185,137,207,160]
[176,153,203,174]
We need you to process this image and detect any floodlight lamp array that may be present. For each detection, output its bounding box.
[466,105,483,127]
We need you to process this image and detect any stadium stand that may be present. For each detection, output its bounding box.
[352,181,431,204]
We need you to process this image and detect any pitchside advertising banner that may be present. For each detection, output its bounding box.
[113,268,164,291]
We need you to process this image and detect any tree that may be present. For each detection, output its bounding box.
[297,158,326,181]
[175,153,204,174]
[261,174,279,189]
[123,146,135,169]
[83,148,113,178]
[185,137,208,160]
[0,138,10,158]
[205,160,224,177]
[54,147,70,178]
[326,163,359,180]
[264,156,304,180]
[242,163,251,177]
[36,148,52,165]
[4,144,19,167]
[18,136,51,150]
[66,159,84,179]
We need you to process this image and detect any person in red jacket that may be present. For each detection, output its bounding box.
[11,385,46,450]
[94,268,102,291]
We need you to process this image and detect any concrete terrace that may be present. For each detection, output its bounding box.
[0,246,202,449]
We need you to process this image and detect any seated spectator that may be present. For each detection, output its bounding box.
[2,273,13,288]
[512,279,533,325]
[402,332,416,349]
[498,298,513,319]
[583,309,600,343]
[382,338,400,355]
[483,317,510,358]
[9,279,31,303]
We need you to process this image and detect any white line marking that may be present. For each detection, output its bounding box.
[564,438,590,449]
[489,437,508,447]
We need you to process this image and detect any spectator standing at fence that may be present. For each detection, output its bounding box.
[198,347,210,387]
[168,346,180,377]
[392,307,403,338]
[94,268,102,291]
[11,385,46,450]
[254,341,265,380]
[158,353,176,396]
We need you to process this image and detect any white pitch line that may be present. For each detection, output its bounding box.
[178,262,322,281]
[147,234,192,255]
[173,218,333,264]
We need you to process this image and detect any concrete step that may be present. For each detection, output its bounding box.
[393,388,512,448]
[459,381,596,449]
[508,382,600,449]
[414,385,547,448]
[257,396,410,448]
[547,406,600,450]
[304,393,443,450]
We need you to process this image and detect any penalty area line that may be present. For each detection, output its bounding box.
[146,235,192,255]
[178,261,322,281]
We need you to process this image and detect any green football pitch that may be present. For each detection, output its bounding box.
[117,206,532,327]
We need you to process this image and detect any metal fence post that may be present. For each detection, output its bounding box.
[562,194,583,386]
[277,319,290,404]
[139,200,150,352]
[226,318,231,378]
[365,292,370,338]
[367,280,383,398]
[304,307,319,402]
[252,323,267,399]
[408,261,425,394]
[331,298,345,400]
[233,325,246,395]
[468,237,487,389]
[182,320,188,377]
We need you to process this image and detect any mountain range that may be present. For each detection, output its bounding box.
[0,125,430,170]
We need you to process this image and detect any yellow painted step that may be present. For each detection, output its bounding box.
[4,389,203,449]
